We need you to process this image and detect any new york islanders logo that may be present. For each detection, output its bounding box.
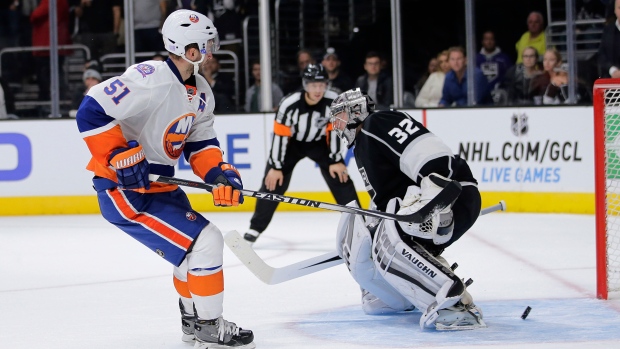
[134,63,155,78]
[189,14,199,23]
[163,114,196,159]
[186,212,197,221]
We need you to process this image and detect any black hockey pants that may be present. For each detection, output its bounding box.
[249,140,359,234]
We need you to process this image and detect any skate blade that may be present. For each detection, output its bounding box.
[181,333,195,343]
[193,341,256,349]
[435,318,487,331]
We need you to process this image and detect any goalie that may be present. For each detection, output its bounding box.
[330,88,485,330]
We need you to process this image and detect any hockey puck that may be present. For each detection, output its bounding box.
[521,306,532,320]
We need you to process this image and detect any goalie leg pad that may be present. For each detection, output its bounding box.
[336,203,413,312]
[373,198,468,327]
[361,288,415,315]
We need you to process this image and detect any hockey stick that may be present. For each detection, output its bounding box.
[225,200,507,285]
[149,174,461,224]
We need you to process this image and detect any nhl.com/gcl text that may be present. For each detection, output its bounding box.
[458,140,582,183]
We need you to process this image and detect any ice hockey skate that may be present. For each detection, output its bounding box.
[433,302,486,331]
[193,316,255,349]
[243,229,260,245]
[179,299,196,342]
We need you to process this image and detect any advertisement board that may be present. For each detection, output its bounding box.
[0,106,594,215]
[426,107,593,193]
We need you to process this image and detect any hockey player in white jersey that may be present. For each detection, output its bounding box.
[330,88,485,330]
[76,10,254,348]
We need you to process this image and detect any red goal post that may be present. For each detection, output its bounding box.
[594,78,620,300]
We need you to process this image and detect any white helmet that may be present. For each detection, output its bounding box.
[330,88,375,147]
[162,10,220,73]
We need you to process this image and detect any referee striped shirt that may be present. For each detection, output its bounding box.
[268,90,345,169]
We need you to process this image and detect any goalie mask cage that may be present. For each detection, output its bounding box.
[594,78,620,300]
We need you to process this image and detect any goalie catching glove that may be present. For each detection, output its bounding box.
[205,162,244,206]
[397,173,455,245]
[108,140,150,190]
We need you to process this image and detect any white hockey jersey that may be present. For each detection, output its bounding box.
[76,59,224,192]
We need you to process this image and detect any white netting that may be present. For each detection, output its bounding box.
[603,88,620,293]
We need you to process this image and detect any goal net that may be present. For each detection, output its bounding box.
[594,78,620,300]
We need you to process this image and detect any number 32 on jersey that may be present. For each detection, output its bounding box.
[104,79,131,105]
[388,119,419,144]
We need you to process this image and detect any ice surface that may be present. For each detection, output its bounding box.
[1,210,618,348]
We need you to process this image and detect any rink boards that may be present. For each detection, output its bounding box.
[0,106,594,215]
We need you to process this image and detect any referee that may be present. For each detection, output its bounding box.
[244,64,360,244]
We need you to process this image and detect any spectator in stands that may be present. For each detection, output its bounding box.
[244,59,284,112]
[414,57,439,97]
[70,68,101,115]
[297,49,315,72]
[439,46,492,107]
[71,0,122,62]
[133,0,167,53]
[540,62,591,104]
[69,68,102,118]
[31,0,72,102]
[355,51,393,110]
[476,30,513,90]
[515,11,546,64]
[283,49,316,95]
[202,54,234,97]
[0,76,16,119]
[415,50,449,108]
[321,47,354,94]
[503,46,541,105]
[200,54,235,113]
[530,48,562,104]
[598,0,620,78]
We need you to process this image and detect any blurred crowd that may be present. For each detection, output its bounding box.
[0,0,618,118]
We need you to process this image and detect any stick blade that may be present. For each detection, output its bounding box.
[267,250,344,284]
[224,231,274,284]
[224,231,344,285]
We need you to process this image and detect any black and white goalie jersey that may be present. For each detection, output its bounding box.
[268,90,344,169]
[353,110,477,211]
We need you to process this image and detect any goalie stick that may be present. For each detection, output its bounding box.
[225,200,507,285]
[149,174,461,223]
